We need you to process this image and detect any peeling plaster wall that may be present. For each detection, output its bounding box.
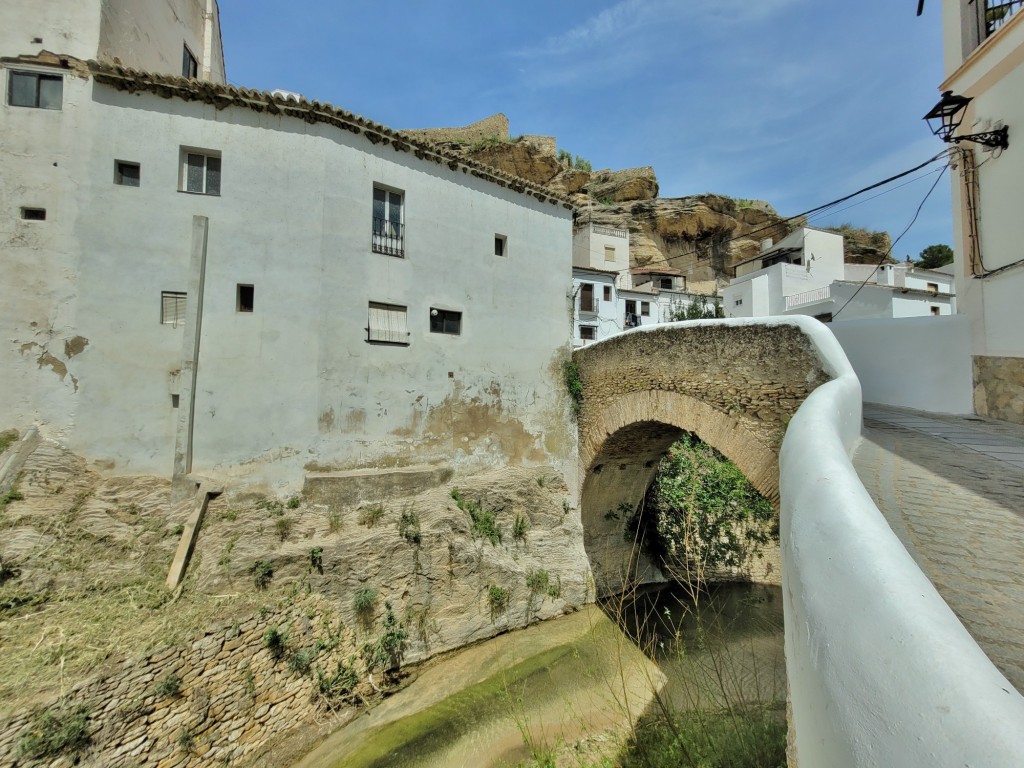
[1,76,574,486]
[1,2,102,62]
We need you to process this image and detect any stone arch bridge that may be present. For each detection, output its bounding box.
[571,321,832,592]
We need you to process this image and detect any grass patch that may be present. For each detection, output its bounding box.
[0,429,18,455]
[274,516,294,541]
[1,487,24,508]
[451,488,501,545]
[287,495,301,509]
[512,514,528,543]
[487,585,510,618]
[357,503,385,528]
[17,703,91,760]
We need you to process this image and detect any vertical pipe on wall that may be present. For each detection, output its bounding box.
[172,216,209,500]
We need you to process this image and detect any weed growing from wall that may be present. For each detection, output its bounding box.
[362,601,408,674]
[17,703,91,760]
[563,360,584,417]
[357,504,385,528]
[398,509,421,545]
[309,547,324,574]
[263,626,287,660]
[251,560,273,590]
[487,585,511,620]
[155,672,182,698]
[451,488,501,545]
[512,514,528,543]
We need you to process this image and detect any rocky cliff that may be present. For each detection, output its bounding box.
[417,118,893,285]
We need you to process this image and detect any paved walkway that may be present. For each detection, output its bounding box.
[853,404,1024,693]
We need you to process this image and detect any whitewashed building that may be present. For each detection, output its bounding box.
[933,0,1024,423]
[723,227,955,322]
[1,3,575,489]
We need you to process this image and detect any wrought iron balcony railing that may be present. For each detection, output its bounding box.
[371,217,404,257]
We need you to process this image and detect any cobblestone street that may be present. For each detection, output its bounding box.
[853,404,1024,693]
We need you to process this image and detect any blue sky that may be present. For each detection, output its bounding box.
[218,0,952,260]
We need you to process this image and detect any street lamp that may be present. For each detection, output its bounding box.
[924,90,1009,149]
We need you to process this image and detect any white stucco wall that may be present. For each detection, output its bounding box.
[2,0,224,83]
[1,1,103,63]
[571,225,629,274]
[572,271,619,345]
[942,4,1024,360]
[0,73,574,487]
[779,314,1024,767]
[830,315,973,413]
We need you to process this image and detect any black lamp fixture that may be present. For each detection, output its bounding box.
[924,90,1009,149]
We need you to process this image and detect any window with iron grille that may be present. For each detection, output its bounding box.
[430,308,462,335]
[161,291,187,327]
[180,149,221,195]
[372,186,404,257]
[580,325,596,342]
[640,301,650,316]
[8,70,62,109]
[367,302,409,344]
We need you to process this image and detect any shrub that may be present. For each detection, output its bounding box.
[176,728,196,753]
[512,514,528,542]
[328,509,342,532]
[487,584,510,617]
[573,155,592,172]
[357,503,385,527]
[362,601,408,673]
[563,360,583,416]
[286,495,301,509]
[353,587,377,616]
[452,490,501,545]
[17,704,91,760]
[526,569,550,595]
[288,648,314,676]
[261,498,284,516]
[155,672,182,698]
[274,516,293,541]
[251,560,273,590]
[309,547,323,573]
[315,659,359,704]
[264,626,287,660]
[398,509,421,545]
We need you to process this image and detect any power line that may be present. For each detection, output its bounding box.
[832,164,948,319]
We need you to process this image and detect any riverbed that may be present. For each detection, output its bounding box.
[292,583,784,768]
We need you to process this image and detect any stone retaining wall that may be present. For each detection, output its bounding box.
[0,596,352,767]
[402,113,510,145]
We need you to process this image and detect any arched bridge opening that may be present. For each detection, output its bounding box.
[572,322,831,596]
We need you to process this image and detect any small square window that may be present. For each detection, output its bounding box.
[735,299,743,306]
[182,45,198,78]
[368,302,409,344]
[640,301,650,317]
[580,326,596,341]
[930,306,940,316]
[237,284,254,312]
[494,234,507,257]
[659,277,673,290]
[927,282,939,293]
[161,291,187,326]
[430,308,462,335]
[180,149,221,195]
[604,245,615,262]
[20,207,46,221]
[115,161,141,187]
[603,285,612,301]
[8,70,62,109]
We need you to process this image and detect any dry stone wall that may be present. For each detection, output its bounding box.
[401,113,510,145]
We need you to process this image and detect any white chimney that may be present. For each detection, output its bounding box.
[760,238,774,253]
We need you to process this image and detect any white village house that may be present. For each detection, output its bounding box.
[722,226,955,322]
[1,0,576,490]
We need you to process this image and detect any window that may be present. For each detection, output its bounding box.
[372,186,404,257]
[927,282,939,294]
[494,234,507,257]
[20,207,46,221]
[603,285,612,301]
[659,277,673,290]
[625,300,638,327]
[430,308,462,335]
[8,70,62,109]
[367,302,409,344]
[237,284,254,312]
[930,306,940,316]
[734,298,743,306]
[182,45,198,78]
[180,149,221,195]
[604,245,615,263]
[115,161,140,187]
[640,301,650,317]
[579,283,596,313]
[161,291,187,327]
[580,325,596,342]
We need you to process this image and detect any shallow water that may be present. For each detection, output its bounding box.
[293,583,783,768]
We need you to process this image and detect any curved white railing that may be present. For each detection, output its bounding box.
[779,315,1024,767]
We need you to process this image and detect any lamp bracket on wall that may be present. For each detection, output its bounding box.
[923,91,1009,150]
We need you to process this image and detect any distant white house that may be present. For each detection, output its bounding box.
[722,227,955,322]
[571,226,717,345]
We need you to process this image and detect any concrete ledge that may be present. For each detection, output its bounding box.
[303,465,454,508]
[780,316,1024,766]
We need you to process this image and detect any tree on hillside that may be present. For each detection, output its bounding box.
[917,244,954,270]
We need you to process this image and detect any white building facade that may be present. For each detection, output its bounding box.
[723,227,955,322]
[1,27,575,488]
[937,0,1024,423]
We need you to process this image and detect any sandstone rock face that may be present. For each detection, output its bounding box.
[825,225,895,264]
[583,167,659,203]
[465,140,564,187]
[577,195,795,284]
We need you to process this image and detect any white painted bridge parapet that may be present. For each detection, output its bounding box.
[779,315,1024,766]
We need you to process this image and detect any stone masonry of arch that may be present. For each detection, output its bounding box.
[572,321,832,593]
